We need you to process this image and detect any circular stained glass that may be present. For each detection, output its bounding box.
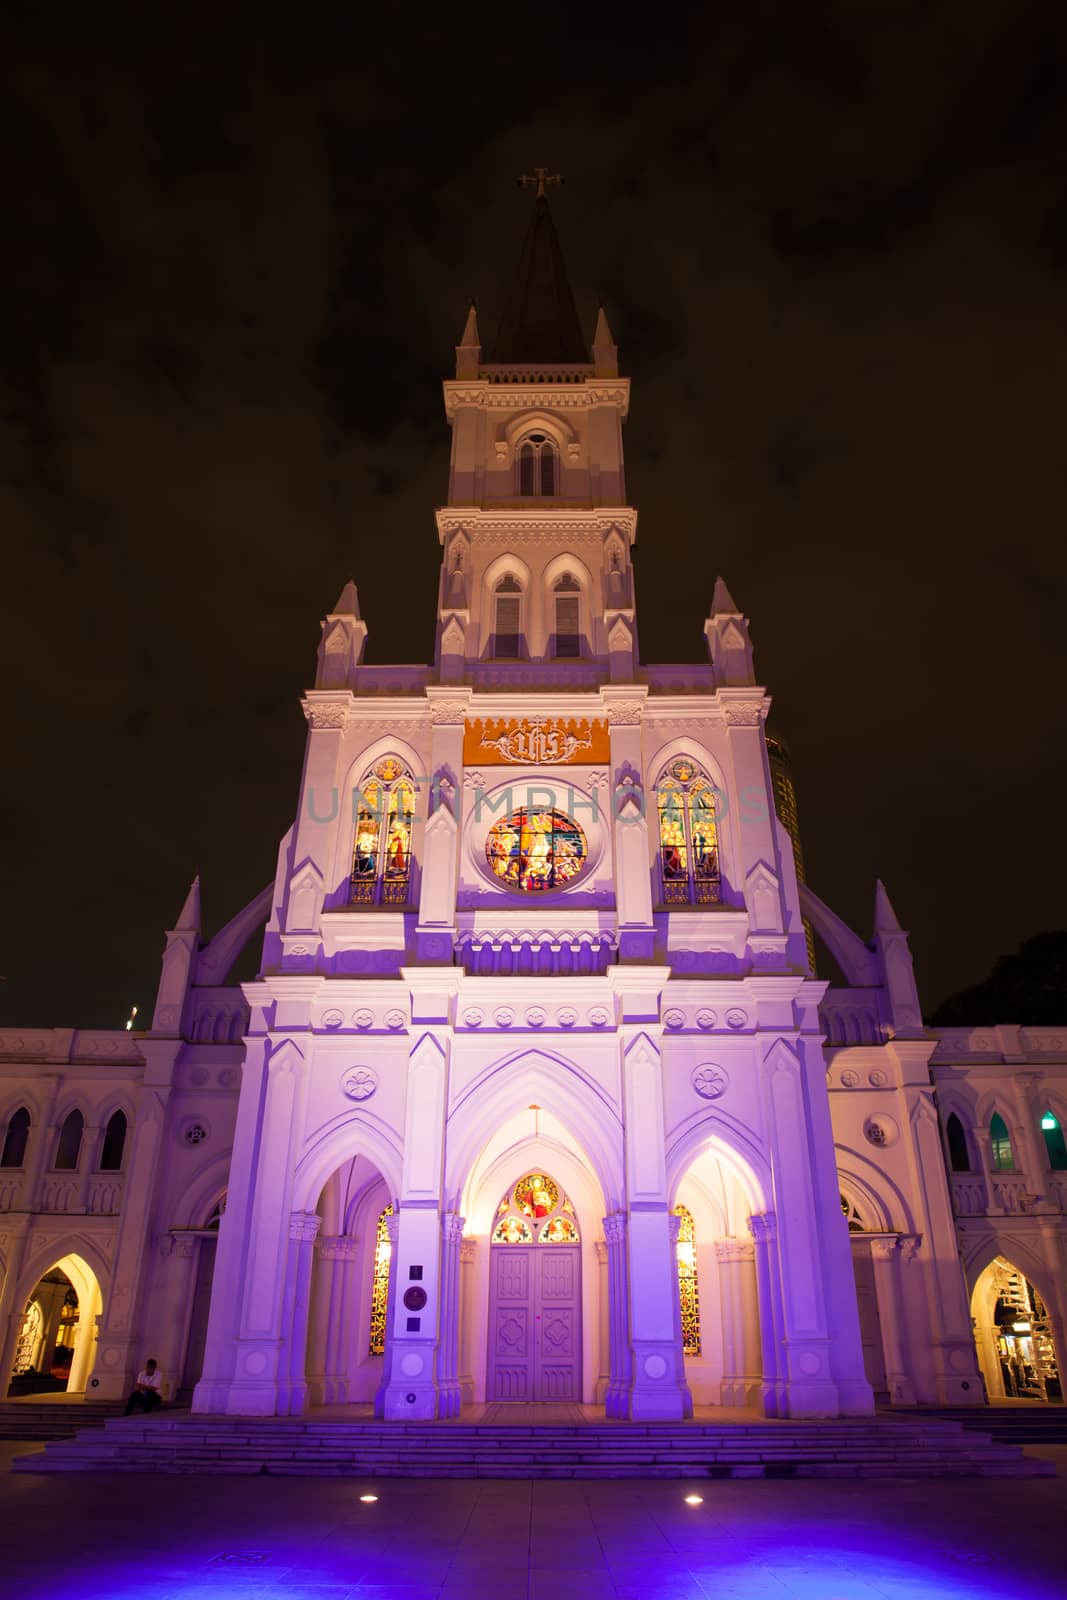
[485,809,587,893]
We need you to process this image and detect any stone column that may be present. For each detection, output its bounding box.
[870,1236,917,1406]
[748,1213,785,1416]
[603,1213,631,1417]
[416,690,469,962]
[603,689,655,961]
[436,1213,465,1418]
[594,1239,610,1404]
[458,1236,477,1403]
[381,1018,451,1420]
[157,1234,200,1392]
[311,1235,360,1405]
[715,1237,761,1409]
[619,1027,692,1420]
[278,1210,321,1415]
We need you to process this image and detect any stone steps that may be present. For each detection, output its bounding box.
[913,1405,1067,1445]
[14,1414,1054,1478]
[0,1400,125,1441]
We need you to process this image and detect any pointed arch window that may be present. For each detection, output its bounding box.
[552,573,582,659]
[517,433,558,497]
[493,574,522,658]
[945,1113,970,1172]
[350,757,416,906]
[990,1112,1015,1171]
[54,1110,84,1171]
[98,1110,128,1172]
[368,1203,394,1357]
[673,1204,702,1355]
[1,1107,30,1168]
[1041,1110,1067,1171]
[656,758,721,905]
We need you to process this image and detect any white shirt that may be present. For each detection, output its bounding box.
[136,1368,161,1392]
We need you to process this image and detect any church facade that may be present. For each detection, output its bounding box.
[2,194,1064,1422]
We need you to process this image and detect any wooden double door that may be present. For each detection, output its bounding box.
[487,1244,581,1401]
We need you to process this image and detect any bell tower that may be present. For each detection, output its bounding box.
[436,175,637,686]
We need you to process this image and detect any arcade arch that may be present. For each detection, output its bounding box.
[970,1256,1062,1403]
[7,1251,102,1396]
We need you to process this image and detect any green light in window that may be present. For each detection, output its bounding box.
[1041,1112,1058,1131]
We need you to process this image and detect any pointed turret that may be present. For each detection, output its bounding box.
[592,304,618,377]
[455,301,481,379]
[871,880,925,1037]
[488,190,589,364]
[874,878,903,933]
[151,874,202,1033]
[704,578,755,685]
[175,873,201,933]
[315,580,369,688]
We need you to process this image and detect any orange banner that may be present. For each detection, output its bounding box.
[464,715,610,767]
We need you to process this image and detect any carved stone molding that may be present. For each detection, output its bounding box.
[315,1235,361,1262]
[289,1210,323,1242]
[721,701,765,727]
[303,704,348,729]
[606,702,644,725]
[429,700,469,725]
[747,1212,777,1246]
[714,1237,755,1264]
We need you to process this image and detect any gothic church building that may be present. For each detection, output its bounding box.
[2,190,1064,1422]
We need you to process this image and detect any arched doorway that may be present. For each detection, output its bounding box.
[304,1153,393,1407]
[670,1136,767,1411]
[8,1253,102,1396]
[971,1257,1062,1402]
[487,1169,581,1401]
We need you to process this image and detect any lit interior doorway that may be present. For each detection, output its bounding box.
[8,1253,102,1396]
[971,1256,1062,1402]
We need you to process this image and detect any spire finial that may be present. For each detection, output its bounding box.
[518,167,564,200]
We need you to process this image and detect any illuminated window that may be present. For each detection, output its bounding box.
[490,1172,580,1244]
[990,1112,1014,1171]
[54,1110,84,1171]
[1041,1110,1067,1171]
[553,573,581,658]
[1,1106,30,1168]
[517,433,558,497]
[656,759,721,905]
[945,1113,970,1172]
[350,758,416,906]
[673,1205,701,1355]
[98,1110,127,1172]
[493,574,522,658]
[485,808,588,893]
[368,1203,394,1357]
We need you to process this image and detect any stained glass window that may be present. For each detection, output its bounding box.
[1042,1111,1067,1171]
[990,1112,1014,1171]
[368,1203,394,1357]
[673,1204,701,1355]
[350,763,416,906]
[485,809,587,893]
[657,759,721,905]
[490,1172,580,1245]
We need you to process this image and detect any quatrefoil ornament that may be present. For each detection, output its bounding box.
[692,1064,729,1101]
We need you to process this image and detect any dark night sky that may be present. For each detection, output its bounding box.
[3,5,1065,1028]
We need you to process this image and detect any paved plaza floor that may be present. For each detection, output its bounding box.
[2,1440,1064,1599]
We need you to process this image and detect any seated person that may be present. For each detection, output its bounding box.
[124,1358,163,1415]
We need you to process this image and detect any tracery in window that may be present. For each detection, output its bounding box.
[493,574,522,658]
[656,758,721,905]
[368,1202,394,1357]
[840,1193,867,1232]
[351,758,416,906]
[673,1204,702,1355]
[517,433,558,497]
[553,573,581,658]
[486,808,587,892]
[491,1172,580,1244]
[990,1112,1015,1171]
[1,1106,30,1168]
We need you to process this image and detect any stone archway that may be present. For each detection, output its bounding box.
[7,1252,102,1397]
[971,1256,1063,1402]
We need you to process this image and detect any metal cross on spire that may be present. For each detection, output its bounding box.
[517,167,564,199]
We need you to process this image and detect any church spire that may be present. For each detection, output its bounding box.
[488,176,589,364]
